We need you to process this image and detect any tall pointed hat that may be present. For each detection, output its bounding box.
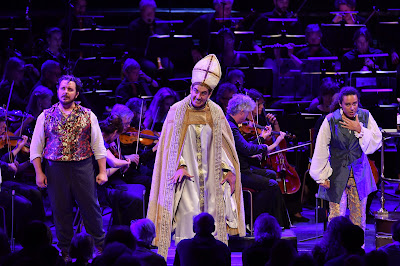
[191,54,222,91]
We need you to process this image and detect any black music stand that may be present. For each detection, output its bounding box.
[226,67,273,96]
[145,35,193,67]
[320,23,365,50]
[350,70,397,107]
[72,57,117,79]
[300,57,341,97]
[208,31,255,54]
[0,27,30,55]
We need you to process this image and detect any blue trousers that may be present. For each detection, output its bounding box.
[45,157,105,251]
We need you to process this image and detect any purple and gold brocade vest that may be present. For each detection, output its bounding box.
[43,103,93,161]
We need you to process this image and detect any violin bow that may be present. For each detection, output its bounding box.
[5,81,16,166]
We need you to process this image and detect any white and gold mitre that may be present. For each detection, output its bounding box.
[191,54,222,90]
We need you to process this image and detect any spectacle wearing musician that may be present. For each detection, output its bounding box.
[341,27,387,72]
[126,97,147,128]
[226,93,290,228]
[332,0,365,25]
[310,87,382,231]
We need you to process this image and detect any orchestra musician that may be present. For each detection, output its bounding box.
[226,93,290,228]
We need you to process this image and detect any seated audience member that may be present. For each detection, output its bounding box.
[341,27,387,72]
[312,216,353,266]
[308,77,340,115]
[69,233,94,266]
[291,253,317,266]
[3,221,64,265]
[296,24,332,59]
[226,69,245,91]
[115,58,158,104]
[103,225,136,251]
[130,218,166,265]
[126,97,147,128]
[379,220,400,266]
[267,239,298,266]
[242,213,282,266]
[324,223,365,266]
[92,242,135,266]
[215,82,238,114]
[185,0,235,52]
[0,228,11,264]
[31,60,61,102]
[98,114,146,225]
[0,57,39,111]
[216,28,249,72]
[41,27,68,73]
[173,212,231,266]
[127,0,172,77]
[143,87,179,131]
[332,0,365,24]
[365,250,388,266]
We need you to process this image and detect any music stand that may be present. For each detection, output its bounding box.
[72,57,116,79]
[145,35,193,66]
[350,70,397,107]
[320,23,365,50]
[300,57,340,96]
[209,31,255,53]
[0,27,30,55]
[226,67,273,96]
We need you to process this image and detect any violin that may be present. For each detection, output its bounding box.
[240,121,295,140]
[239,118,301,194]
[119,127,159,146]
[0,131,30,154]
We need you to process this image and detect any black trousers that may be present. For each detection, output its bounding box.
[241,167,290,228]
[45,157,105,251]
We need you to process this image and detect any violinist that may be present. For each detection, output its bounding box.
[0,57,39,111]
[110,104,152,200]
[126,97,147,128]
[246,88,310,223]
[97,114,146,225]
[226,94,290,228]
[143,87,179,132]
[0,116,46,226]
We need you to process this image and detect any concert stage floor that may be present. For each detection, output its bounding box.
[27,182,400,265]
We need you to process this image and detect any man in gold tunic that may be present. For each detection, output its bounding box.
[147,54,246,258]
